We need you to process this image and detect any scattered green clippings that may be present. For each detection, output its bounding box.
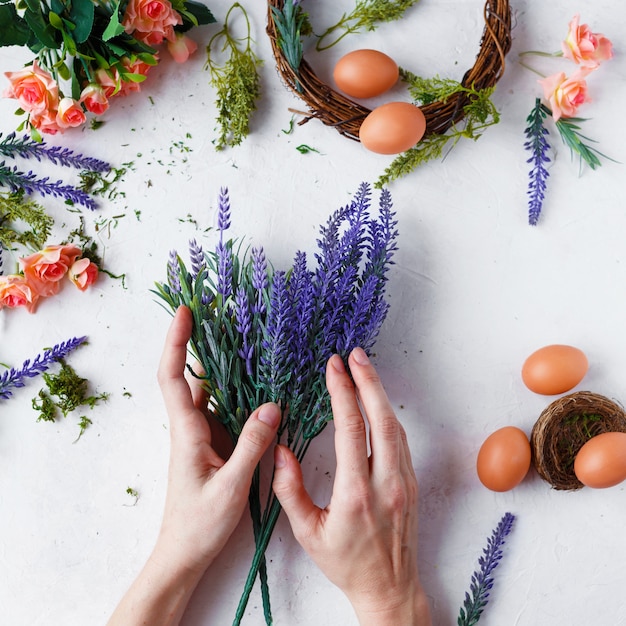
[89,119,105,131]
[206,3,262,150]
[295,144,321,154]
[316,0,419,51]
[78,162,133,201]
[281,116,296,135]
[125,487,139,506]
[32,359,108,440]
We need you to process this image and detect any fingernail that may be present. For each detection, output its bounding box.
[329,354,346,373]
[258,404,280,428]
[351,347,370,366]
[274,445,286,468]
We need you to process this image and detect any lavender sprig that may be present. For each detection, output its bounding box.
[0,132,110,172]
[0,162,97,210]
[524,99,551,226]
[0,336,87,400]
[458,512,516,626]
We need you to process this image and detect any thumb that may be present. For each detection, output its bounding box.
[272,445,321,545]
[222,403,281,487]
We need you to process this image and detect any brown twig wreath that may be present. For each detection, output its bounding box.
[530,391,626,491]
[266,0,512,142]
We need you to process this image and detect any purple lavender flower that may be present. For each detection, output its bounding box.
[251,247,268,314]
[167,250,181,294]
[235,286,254,376]
[260,270,293,401]
[0,162,98,210]
[0,336,87,400]
[188,238,205,279]
[458,512,515,626]
[216,241,233,300]
[217,187,231,233]
[524,99,551,226]
[0,132,110,172]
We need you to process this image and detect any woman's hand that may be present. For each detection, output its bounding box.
[272,347,431,626]
[107,306,280,626]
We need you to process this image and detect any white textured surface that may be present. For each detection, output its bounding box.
[1,1,626,625]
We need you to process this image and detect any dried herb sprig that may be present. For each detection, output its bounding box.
[206,3,262,150]
[316,0,419,51]
[0,190,54,252]
[0,336,86,400]
[524,98,551,226]
[458,512,515,626]
[154,182,398,625]
[377,73,499,187]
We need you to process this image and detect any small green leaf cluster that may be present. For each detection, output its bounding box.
[377,75,500,187]
[270,0,310,83]
[316,0,419,50]
[206,3,262,150]
[32,358,108,440]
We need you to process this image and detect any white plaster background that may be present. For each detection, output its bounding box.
[1,1,625,624]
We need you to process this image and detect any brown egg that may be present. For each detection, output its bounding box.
[333,49,399,99]
[521,344,588,395]
[476,426,531,492]
[359,102,426,155]
[574,432,626,488]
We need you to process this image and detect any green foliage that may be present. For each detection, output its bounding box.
[270,0,310,88]
[32,358,108,439]
[206,3,262,150]
[0,190,53,253]
[553,112,613,171]
[316,0,419,50]
[376,76,500,187]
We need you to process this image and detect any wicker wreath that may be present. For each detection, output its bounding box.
[266,0,512,141]
[530,391,626,491]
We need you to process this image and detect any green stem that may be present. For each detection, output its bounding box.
[233,496,283,626]
[249,467,273,625]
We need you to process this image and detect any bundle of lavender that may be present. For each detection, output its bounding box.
[154,182,398,624]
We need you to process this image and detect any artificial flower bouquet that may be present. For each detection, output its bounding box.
[0,0,215,136]
[155,182,398,624]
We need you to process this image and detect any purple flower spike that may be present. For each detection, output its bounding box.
[235,286,254,375]
[217,187,231,233]
[251,246,268,314]
[216,241,233,300]
[167,250,181,294]
[188,238,205,279]
[0,336,87,400]
[524,98,551,226]
[458,512,515,626]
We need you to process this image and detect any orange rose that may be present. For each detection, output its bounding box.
[80,84,110,115]
[562,14,613,68]
[539,69,591,122]
[19,244,82,297]
[0,275,40,313]
[68,258,99,291]
[3,60,59,115]
[95,68,121,98]
[29,108,61,135]
[55,97,86,129]
[167,32,198,63]
[122,0,182,45]
[118,56,157,96]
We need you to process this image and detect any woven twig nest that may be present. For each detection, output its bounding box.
[530,391,626,491]
[267,0,512,141]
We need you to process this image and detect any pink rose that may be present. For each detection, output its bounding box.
[539,69,592,122]
[562,14,613,68]
[68,258,99,291]
[19,244,82,297]
[29,108,61,135]
[167,32,197,63]
[80,84,109,115]
[95,68,121,98]
[56,97,86,129]
[122,0,182,45]
[0,275,40,313]
[3,60,59,115]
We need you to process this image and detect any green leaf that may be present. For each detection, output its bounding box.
[48,11,63,29]
[102,0,125,41]
[69,0,94,43]
[0,5,31,47]
[178,0,215,28]
[24,6,59,49]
